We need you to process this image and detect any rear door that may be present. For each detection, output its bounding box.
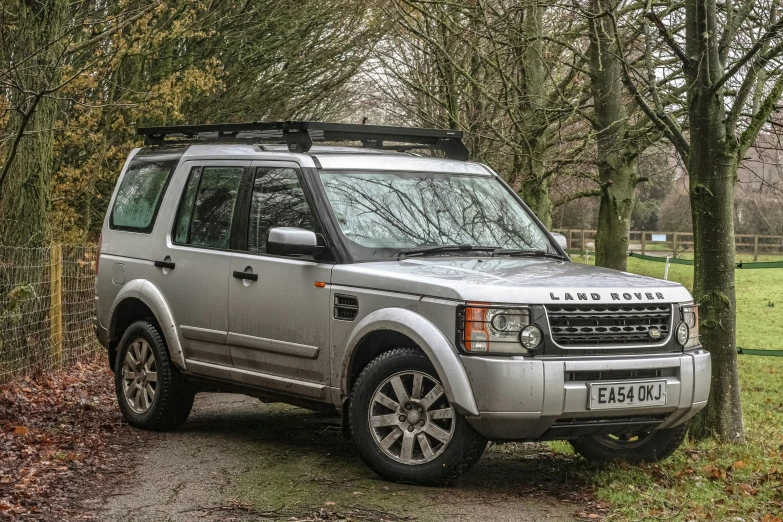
[148,160,249,379]
[227,162,333,400]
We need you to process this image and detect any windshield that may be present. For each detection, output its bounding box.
[319,170,555,260]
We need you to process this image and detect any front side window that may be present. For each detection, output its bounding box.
[247,167,316,254]
[319,171,554,260]
[174,166,245,250]
[110,157,179,232]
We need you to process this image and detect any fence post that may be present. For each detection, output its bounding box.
[581,229,586,250]
[641,231,646,255]
[754,235,759,262]
[672,233,678,258]
[49,244,63,369]
[567,229,572,249]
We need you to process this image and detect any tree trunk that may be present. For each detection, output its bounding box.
[519,141,551,228]
[594,161,635,269]
[518,1,551,229]
[588,0,637,271]
[684,0,744,442]
[0,0,68,246]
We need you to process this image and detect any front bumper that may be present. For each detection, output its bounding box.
[461,349,710,440]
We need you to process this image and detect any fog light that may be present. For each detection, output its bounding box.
[519,325,543,350]
[676,322,689,346]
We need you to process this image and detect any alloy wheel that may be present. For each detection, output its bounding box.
[121,338,158,414]
[368,370,455,465]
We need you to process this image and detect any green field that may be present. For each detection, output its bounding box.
[559,254,783,520]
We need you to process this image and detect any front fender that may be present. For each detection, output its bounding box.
[341,308,479,416]
[109,279,186,370]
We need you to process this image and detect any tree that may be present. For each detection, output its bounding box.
[0,1,158,245]
[586,0,651,270]
[623,0,783,441]
[0,0,69,246]
[375,0,590,227]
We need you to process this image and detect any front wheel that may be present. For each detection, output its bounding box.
[569,423,688,463]
[349,348,487,485]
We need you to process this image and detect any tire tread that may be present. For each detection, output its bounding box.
[115,321,194,431]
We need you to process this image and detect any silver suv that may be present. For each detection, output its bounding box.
[95,122,710,485]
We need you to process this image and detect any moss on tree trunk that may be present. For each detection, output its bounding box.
[0,0,68,246]
[588,0,637,272]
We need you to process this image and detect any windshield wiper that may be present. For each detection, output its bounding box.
[398,244,499,259]
[491,249,566,261]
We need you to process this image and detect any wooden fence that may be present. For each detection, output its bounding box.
[552,229,783,261]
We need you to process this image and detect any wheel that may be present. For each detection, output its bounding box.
[349,348,487,485]
[114,321,195,431]
[569,423,688,463]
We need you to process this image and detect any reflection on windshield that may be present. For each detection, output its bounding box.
[320,171,553,260]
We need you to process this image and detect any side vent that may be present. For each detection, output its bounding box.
[334,294,359,321]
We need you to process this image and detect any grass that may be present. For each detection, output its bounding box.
[559,254,783,520]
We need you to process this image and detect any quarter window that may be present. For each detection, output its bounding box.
[110,157,178,232]
[174,166,245,250]
[247,167,316,254]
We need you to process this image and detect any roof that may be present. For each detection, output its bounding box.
[167,144,493,175]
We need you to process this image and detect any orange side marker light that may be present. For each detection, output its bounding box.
[314,281,326,288]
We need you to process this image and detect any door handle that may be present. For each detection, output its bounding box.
[233,271,258,281]
[154,260,175,269]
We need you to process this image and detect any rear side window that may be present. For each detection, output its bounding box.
[110,157,179,232]
[174,166,245,250]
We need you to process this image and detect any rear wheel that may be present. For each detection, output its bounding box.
[114,321,195,431]
[349,348,487,485]
[570,423,687,463]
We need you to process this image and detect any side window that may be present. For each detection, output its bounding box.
[174,166,244,250]
[110,157,178,232]
[247,167,316,254]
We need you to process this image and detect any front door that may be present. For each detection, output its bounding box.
[149,161,248,379]
[228,163,333,400]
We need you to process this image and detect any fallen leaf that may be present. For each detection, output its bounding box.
[13,426,29,435]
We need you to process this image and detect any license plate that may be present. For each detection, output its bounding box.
[588,380,667,410]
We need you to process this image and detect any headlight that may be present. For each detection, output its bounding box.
[460,303,532,354]
[679,304,700,349]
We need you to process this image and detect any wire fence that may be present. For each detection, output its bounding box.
[0,244,98,384]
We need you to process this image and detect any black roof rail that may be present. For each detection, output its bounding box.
[136,121,469,161]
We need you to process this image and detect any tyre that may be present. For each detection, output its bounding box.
[114,320,195,431]
[349,348,487,485]
[569,423,688,463]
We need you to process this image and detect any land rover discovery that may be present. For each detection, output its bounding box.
[95,122,710,485]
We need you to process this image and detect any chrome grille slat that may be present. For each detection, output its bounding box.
[546,303,672,347]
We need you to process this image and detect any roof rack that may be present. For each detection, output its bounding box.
[136,121,469,161]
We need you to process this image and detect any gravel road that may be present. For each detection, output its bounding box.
[100,393,585,522]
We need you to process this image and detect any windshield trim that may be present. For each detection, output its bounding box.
[314,168,564,263]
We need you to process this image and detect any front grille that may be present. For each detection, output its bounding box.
[546,304,671,347]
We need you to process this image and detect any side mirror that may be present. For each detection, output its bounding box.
[551,233,568,250]
[267,227,325,257]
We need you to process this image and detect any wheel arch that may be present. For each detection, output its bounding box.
[108,279,186,371]
[341,308,479,416]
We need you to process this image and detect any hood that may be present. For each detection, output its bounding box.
[331,257,692,304]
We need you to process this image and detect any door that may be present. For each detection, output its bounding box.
[148,161,248,379]
[228,163,333,399]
